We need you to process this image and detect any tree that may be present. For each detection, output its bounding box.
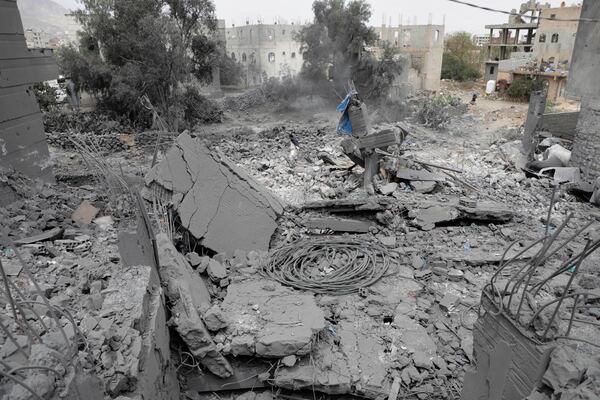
[297,0,379,87]
[62,0,221,126]
[441,32,482,81]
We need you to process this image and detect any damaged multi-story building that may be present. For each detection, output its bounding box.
[224,22,305,86]
[484,1,583,101]
[374,19,445,95]
[224,18,444,96]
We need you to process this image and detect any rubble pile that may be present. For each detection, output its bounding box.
[0,170,178,399]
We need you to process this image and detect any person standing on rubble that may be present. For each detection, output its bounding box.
[288,132,300,164]
[65,77,80,112]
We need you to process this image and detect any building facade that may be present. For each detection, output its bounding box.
[225,23,304,86]
[375,23,444,94]
[472,34,490,47]
[24,28,49,49]
[533,5,582,71]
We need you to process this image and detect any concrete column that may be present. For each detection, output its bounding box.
[570,98,600,183]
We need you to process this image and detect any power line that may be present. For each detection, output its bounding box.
[447,0,600,23]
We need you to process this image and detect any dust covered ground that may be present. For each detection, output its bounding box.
[2,82,599,400]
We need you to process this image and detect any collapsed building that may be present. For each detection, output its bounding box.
[375,20,445,94]
[1,1,600,400]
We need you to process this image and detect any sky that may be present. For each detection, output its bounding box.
[54,0,571,34]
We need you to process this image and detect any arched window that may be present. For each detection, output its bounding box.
[242,53,247,62]
[539,33,546,43]
[551,33,559,43]
[282,51,286,56]
[434,30,440,42]
[291,52,296,58]
[231,52,236,60]
[268,52,275,63]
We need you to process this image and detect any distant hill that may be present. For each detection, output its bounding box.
[17,0,80,37]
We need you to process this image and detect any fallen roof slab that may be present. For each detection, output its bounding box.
[146,132,284,254]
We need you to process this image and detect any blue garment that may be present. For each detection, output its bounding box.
[336,91,357,134]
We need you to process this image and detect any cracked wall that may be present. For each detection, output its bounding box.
[146,132,284,254]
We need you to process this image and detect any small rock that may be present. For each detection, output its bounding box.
[198,256,210,273]
[203,305,228,331]
[281,355,297,367]
[379,182,398,195]
[207,259,228,281]
[186,252,202,267]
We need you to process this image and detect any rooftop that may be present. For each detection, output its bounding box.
[484,22,538,30]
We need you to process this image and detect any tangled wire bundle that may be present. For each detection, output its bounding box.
[260,237,393,295]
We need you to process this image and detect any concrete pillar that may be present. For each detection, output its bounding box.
[571,98,600,183]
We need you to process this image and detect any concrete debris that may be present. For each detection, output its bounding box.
[71,200,100,224]
[14,227,64,245]
[203,305,228,332]
[303,216,374,233]
[220,280,325,358]
[155,233,232,378]
[146,132,283,253]
[409,200,515,231]
[207,258,228,282]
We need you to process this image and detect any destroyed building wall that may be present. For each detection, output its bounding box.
[461,294,553,400]
[567,0,600,183]
[566,0,600,100]
[0,0,57,181]
[225,23,305,86]
[533,5,581,69]
[571,98,600,183]
[375,24,444,92]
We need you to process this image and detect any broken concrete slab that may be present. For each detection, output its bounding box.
[379,182,398,195]
[397,168,442,182]
[221,279,325,358]
[409,200,515,231]
[409,205,460,231]
[71,200,99,224]
[303,217,374,233]
[155,233,232,378]
[146,132,283,253]
[14,227,64,245]
[410,181,437,193]
[207,259,228,282]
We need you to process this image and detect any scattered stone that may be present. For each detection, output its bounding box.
[185,252,202,267]
[203,305,228,331]
[281,355,297,367]
[207,259,228,282]
[71,200,99,224]
[379,182,398,195]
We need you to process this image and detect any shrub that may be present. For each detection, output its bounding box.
[507,77,545,101]
[441,53,481,81]
[33,82,59,111]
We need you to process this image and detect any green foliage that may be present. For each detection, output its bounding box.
[219,55,243,86]
[298,0,391,96]
[354,43,404,99]
[61,0,221,127]
[441,32,481,82]
[441,53,481,81]
[507,77,545,101]
[33,82,59,111]
[416,94,465,128]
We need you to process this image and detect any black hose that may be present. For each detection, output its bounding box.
[260,237,393,295]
